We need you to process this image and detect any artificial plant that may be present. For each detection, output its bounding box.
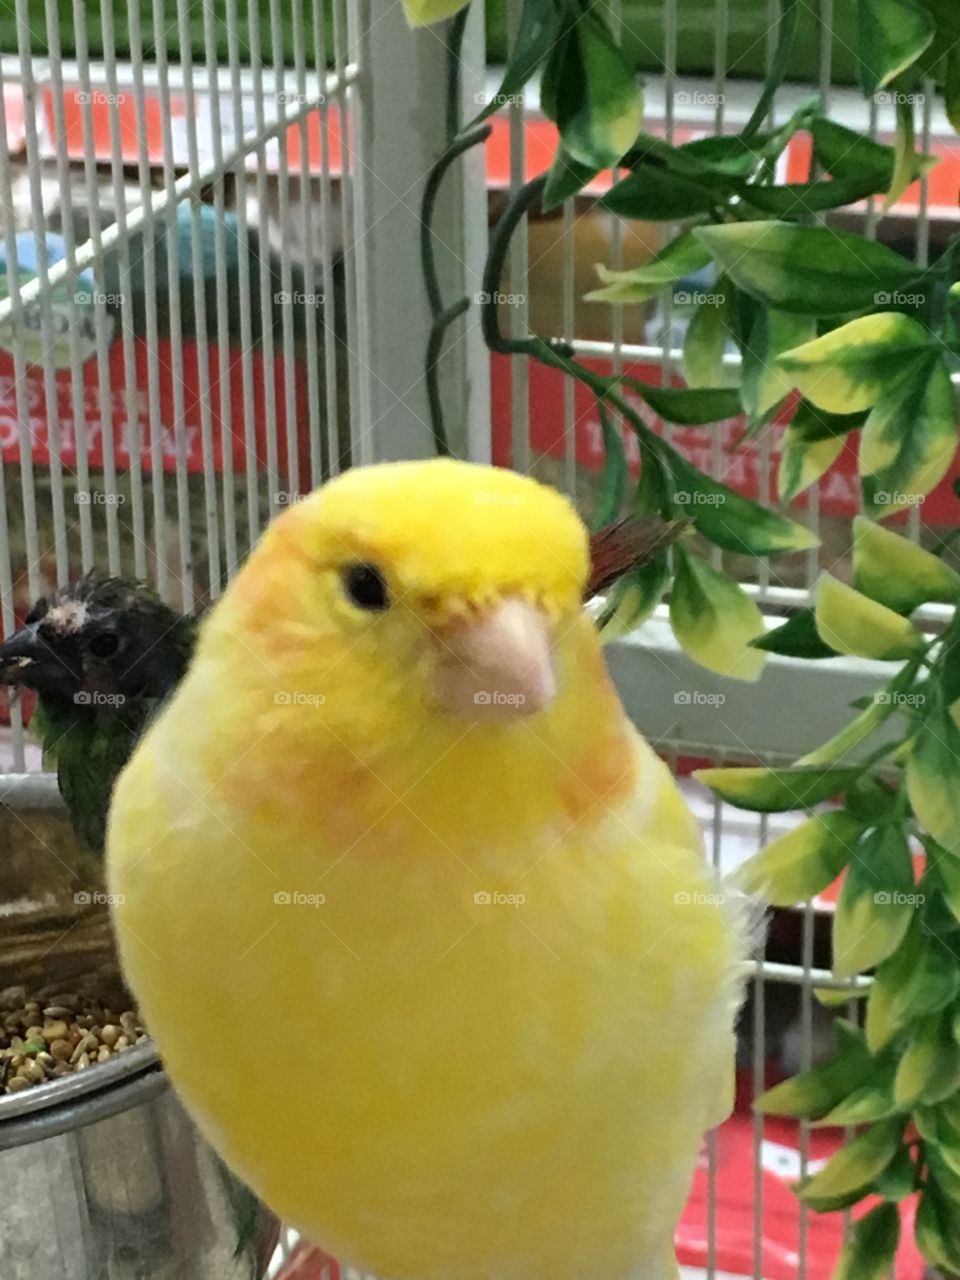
[413,0,960,1273]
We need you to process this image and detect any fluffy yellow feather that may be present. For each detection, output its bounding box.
[107,458,745,1280]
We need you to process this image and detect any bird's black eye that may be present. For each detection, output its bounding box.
[88,631,120,658]
[342,563,389,611]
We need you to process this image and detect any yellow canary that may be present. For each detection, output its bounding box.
[108,459,745,1280]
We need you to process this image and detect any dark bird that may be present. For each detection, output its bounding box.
[0,576,196,852]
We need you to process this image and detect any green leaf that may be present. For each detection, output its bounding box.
[797,664,920,766]
[866,914,960,1050]
[945,47,960,134]
[778,312,933,414]
[797,1118,904,1206]
[592,402,628,530]
[556,11,643,169]
[633,441,671,518]
[885,94,917,210]
[779,400,861,502]
[632,384,742,426]
[858,0,936,95]
[860,354,956,517]
[538,30,569,123]
[834,825,917,977]
[853,516,960,613]
[737,173,895,217]
[832,1203,900,1280]
[697,768,863,814]
[814,1076,900,1127]
[933,852,960,925]
[894,1010,960,1105]
[695,222,926,316]
[468,0,562,125]
[872,1144,917,1201]
[811,118,896,185]
[742,308,816,423]
[669,549,767,682]
[655,440,818,556]
[740,0,801,142]
[814,574,926,661]
[682,282,737,389]
[597,553,670,641]
[756,1019,873,1117]
[730,809,864,901]
[401,0,469,27]
[599,166,716,220]
[751,609,837,659]
[906,691,960,853]
[542,145,600,211]
[917,1183,960,1272]
[586,231,712,304]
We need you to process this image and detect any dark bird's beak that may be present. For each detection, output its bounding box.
[0,622,44,685]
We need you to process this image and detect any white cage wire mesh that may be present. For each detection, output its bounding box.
[0,1,950,1278]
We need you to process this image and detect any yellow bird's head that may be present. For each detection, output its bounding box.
[204,459,597,745]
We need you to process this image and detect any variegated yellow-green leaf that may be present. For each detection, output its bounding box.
[669,550,767,682]
[696,766,862,813]
[597,554,669,642]
[779,431,846,504]
[866,916,960,1051]
[731,810,864,903]
[742,309,817,422]
[556,12,643,170]
[682,281,736,389]
[916,1181,960,1273]
[894,1012,960,1106]
[906,697,960,853]
[885,95,917,210]
[402,0,468,27]
[777,312,932,414]
[936,854,960,924]
[796,698,894,767]
[815,574,925,661]
[694,222,925,316]
[815,985,869,1008]
[833,825,916,976]
[756,1019,872,1118]
[813,1079,899,1127]
[860,354,956,516]
[797,1118,904,1205]
[832,1203,900,1280]
[586,231,712,304]
[853,516,960,614]
[859,0,936,95]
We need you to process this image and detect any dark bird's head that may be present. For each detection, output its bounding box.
[0,577,196,715]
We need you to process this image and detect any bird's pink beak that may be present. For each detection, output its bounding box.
[432,598,557,721]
